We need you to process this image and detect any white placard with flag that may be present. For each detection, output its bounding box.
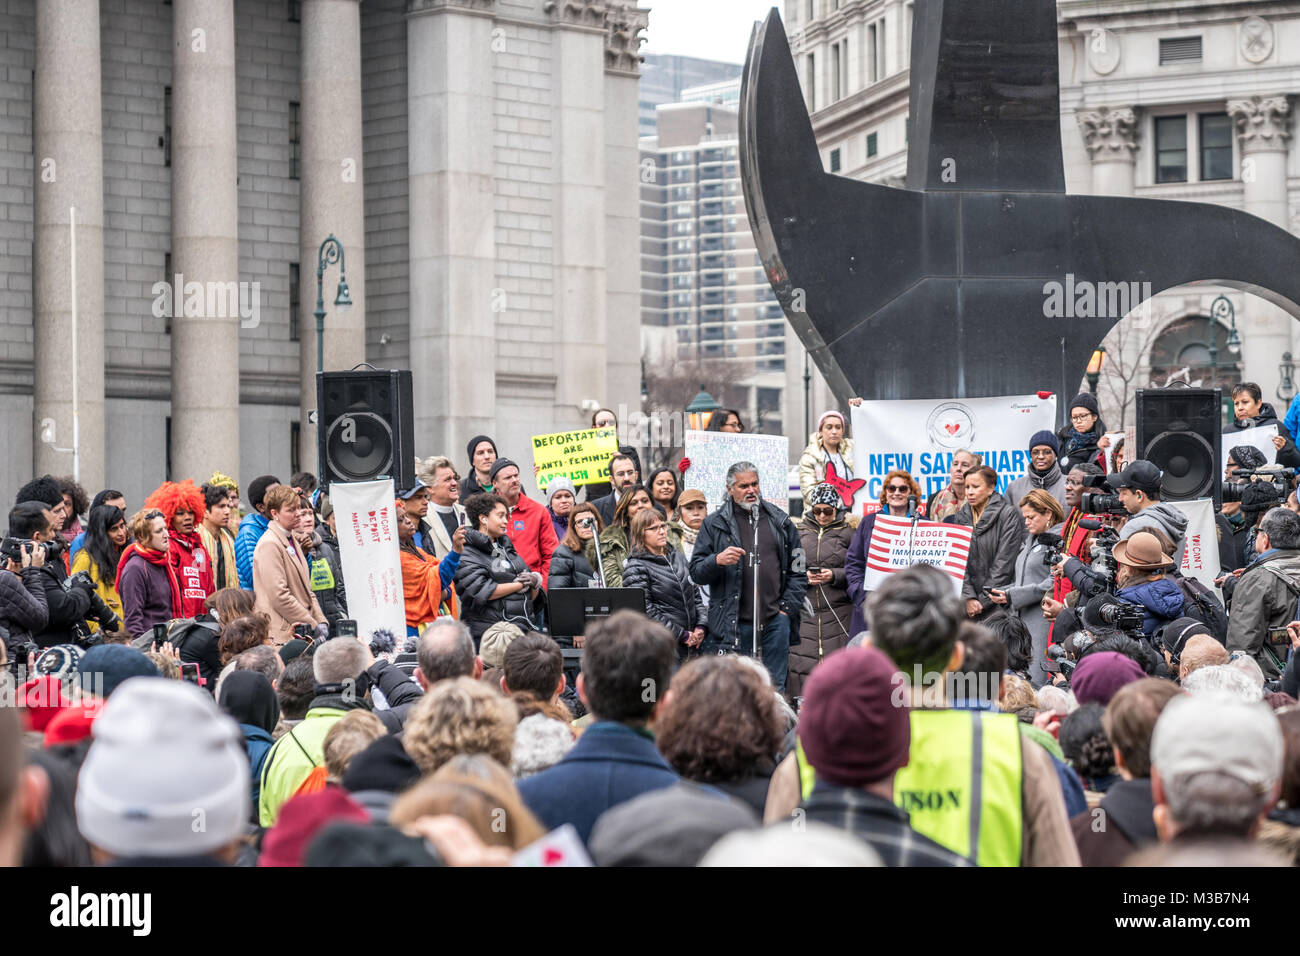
[850,394,1057,515]
[1175,497,1223,599]
[684,429,790,513]
[863,513,973,596]
[1221,423,1277,469]
[330,479,406,641]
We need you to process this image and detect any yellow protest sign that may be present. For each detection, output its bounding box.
[531,427,620,488]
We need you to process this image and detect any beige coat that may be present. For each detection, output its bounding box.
[252,519,326,644]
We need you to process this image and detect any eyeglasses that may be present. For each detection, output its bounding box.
[811,506,836,516]
[885,484,910,493]
[1070,413,1095,423]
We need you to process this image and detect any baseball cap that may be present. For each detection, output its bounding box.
[1106,460,1162,495]
[1150,693,1283,793]
[396,480,429,500]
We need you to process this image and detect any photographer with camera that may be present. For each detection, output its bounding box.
[0,508,49,659]
[1219,446,1295,573]
[6,501,106,649]
[1109,461,1188,565]
[1110,532,1185,641]
[1225,506,1300,682]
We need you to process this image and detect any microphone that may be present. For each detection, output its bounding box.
[750,502,760,522]
[907,494,918,517]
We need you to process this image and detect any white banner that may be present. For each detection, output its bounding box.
[331,479,406,641]
[1221,423,1277,469]
[1176,497,1223,599]
[850,394,1058,514]
[684,429,789,513]
[862,514,973,595]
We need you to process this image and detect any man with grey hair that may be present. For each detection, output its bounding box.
[689,461,807,692]
[1149,693,1284,848]
[1181,664,1264,703]
[1226,506,1300,679]
[258,637,384,826]
[417,455,467,560]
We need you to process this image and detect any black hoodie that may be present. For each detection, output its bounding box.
[1229,401,1300,468]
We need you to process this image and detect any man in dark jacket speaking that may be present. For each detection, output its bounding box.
[689,461,807,694]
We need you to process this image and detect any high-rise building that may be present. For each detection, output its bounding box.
[638,53,743,138]
[640,98,833,443]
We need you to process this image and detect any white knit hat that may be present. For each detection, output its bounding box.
[76,677,250,859]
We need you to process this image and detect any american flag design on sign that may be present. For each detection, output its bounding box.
[863,514,973,595]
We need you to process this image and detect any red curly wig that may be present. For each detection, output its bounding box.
[144,479,206,529]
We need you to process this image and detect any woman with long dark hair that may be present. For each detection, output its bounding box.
[71,504,128,634]
[646,467,681,522]
[592,484,656,588]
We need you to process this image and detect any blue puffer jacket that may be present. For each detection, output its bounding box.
[1116,577,1185,638]
[235,512,270,590]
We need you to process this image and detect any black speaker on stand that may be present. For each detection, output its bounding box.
[316,369,415,492]
[1135,387,1222,508]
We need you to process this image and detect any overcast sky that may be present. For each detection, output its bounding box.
[640,0,782,65]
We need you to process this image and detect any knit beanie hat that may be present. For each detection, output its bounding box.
[807,483,842,509]
[488,458,518,484]
[545,476,577,507]
[1028,430,1060,456]
[798,647,910,787]
[76,677,250,858]
[816,410,847,434]
[1071,651,1146,706]
[342,733,422,795]
[258,788,369,867]
[466,435,497,466]
[76,644,160,699]
[1068,392,1100,418]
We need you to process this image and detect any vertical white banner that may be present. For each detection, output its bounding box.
[1176,497,1223,599]
[331,479,406,640]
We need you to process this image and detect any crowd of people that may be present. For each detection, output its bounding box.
[0,388,1297,868]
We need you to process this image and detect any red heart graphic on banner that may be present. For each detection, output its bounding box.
[543,848,564,865]
[944,422,961,435]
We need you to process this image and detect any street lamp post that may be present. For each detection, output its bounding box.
[314,234,353,374]
[686,384,722,431]
[1085,347,1106,394]
[1280,352,1296,406]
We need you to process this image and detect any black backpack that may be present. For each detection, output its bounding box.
[1171,574,1229,643]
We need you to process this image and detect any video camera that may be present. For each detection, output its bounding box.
[0,536,60,564]
[1040,532,1067,568]
[1222,467,1295,511]
[1083,593,1147,642]
[1079,474,1127,517]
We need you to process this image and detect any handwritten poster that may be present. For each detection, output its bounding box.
[683,429,790,513]
[532,427,620,488]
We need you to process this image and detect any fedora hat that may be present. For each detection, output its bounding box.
[1111,531,1174,570]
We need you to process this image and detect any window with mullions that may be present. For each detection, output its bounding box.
[1200,113,1233,181]
[1155,115,1187,184]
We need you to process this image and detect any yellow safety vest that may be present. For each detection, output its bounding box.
[893,709,1023,866]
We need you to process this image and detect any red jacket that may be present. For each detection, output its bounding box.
[506,495,559,587]
[169,531,215,619]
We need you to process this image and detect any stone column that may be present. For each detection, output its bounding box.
[406,0,497,460]
[1229,95,1293,404]
[1076,106,1137,196]
[1229,95,1290,229]
[299,0,368,474]
[602,2,648,430]
[549,1,608,426]
[32,0,105,489]
[170,0,240,482]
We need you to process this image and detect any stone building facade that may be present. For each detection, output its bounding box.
[0,0,646,507]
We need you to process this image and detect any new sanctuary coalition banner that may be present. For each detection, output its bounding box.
[849,393,1058,514]
[331,478,406,641]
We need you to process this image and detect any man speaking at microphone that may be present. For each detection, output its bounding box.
[690,461,807,694]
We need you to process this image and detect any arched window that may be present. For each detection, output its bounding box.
[1147,315,1240,388]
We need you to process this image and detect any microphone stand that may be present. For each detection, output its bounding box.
[589,527,605,588]
[749,501,761,658]
[907,494,919,566]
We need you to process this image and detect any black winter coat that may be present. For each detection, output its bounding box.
[622,548,705,642]
[548,544,598,589]
[0,567,49,649]
[791,516,855,698]
[454,530,539,642]
[947,492,1026,617]
[367,658,425,732]
[307,530,349,627]
[31,554,92,648]
[689,500,807,647]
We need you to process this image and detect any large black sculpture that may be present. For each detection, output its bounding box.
[741,0,1300,402]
